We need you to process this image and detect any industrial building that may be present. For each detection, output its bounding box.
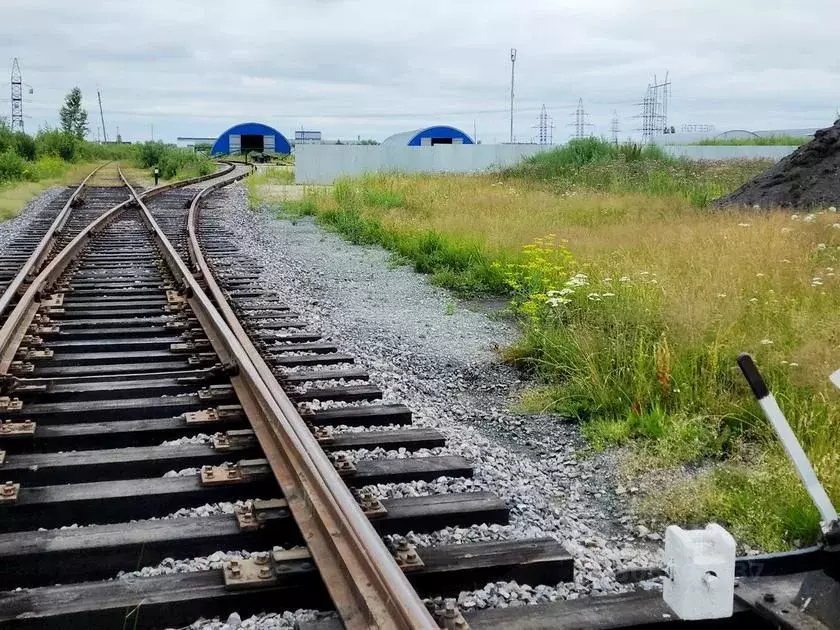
[382,126,474,146]
[211,122,291,155]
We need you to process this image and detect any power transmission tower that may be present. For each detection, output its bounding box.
[10,58,23,132]
[635,73,671,143]
[509,48,517,143]
[569,98,592,140]
[534,104,554,145]
[610,110,620,145]
[97,90,107,143]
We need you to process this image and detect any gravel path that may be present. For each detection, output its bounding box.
[178,185,664,627]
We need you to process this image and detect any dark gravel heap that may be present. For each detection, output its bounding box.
[714,119,840,209]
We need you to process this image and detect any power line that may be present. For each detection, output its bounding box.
[635,72,671,143]
[534,104,554,145]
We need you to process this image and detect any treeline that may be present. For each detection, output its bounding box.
[0,124,213,185]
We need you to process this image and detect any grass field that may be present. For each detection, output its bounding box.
[253,139,840,550]
[0,160,106,222]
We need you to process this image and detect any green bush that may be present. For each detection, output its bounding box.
[35,129,79,162]
[0,150,27,182]
[134,141,213,180]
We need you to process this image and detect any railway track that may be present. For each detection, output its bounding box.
[0,162,833,630]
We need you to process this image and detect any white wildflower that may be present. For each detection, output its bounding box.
[618,276,631,282]
[587,292,602,301]
[602,292,616,297]
[559,287,575,296]
[829,272,836,277]
[737,223,751,227]
[749,297,758,303]
[756,273,765,277]
[791,215,800,221]
[781,227,793,233]
[830,206,837,213]
[827,267,834,272]
[546,297,571,307]
[565,273,589,288]
[832,224,840,229]
[781,259,791,263]
[760,339,773,345]
[717,293,727,298]
[812,278,824,286]
[602,277,612,282]
[781,360,789,365]
[804,214,817,223]
[639,271,650,276]
[789,362,799,367]
[817,243,827,250]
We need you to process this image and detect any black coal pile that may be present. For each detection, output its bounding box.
[714,120,840,209]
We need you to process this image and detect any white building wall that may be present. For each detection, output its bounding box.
[662,145,798,160]
[295,144,547,184]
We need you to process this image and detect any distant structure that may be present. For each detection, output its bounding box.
[295,130,322,145]
[610,110,620,145]
[509,48,517,143]
[681,123,715,133]
[210,122,291,155]
[10,58,23,132]
[535,105,554,145]
[97,90,107,143]
[382,126,474,146]
[569,98,593,140]
[176,137,217,149]
[636,73,671,143]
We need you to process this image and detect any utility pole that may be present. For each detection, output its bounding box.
[534,104,554,145]
[509,48,517,143]
[97,90,107,143]
[10,58,23,133]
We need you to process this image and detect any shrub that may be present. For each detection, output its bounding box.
[35,129,79,162]
[0,150,27,182]
[12,132,36,161]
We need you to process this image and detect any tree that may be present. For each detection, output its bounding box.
[59,88,88,139]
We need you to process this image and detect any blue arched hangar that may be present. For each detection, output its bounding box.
[382,125,474,147]
[211,122,291,155]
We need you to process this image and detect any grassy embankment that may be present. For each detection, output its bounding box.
[692,135,811,146]
[0,126,214,221]
[256,138,840,550]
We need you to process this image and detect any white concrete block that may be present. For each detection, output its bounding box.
[663,523,736,620]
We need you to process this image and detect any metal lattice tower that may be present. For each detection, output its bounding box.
[569,98,592,140]
[610,110,620,144]
[636,73,671,143]
[536,104,554,145]
[10,58,23,132]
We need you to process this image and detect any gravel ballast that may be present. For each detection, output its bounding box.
[181,186,664,626]
[0,186,67,249]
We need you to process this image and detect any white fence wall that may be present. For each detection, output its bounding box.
[295,144,547,184]
[662,145,797,161]
[295,143,799,184]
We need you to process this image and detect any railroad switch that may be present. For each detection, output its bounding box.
[235,498,289,531]
[391,537,424,572]
[356,491,388,519]
[183,405,242,425]
[0,397,22,413]
[212,429,256,452]
[0,481,19,503]
[328,453,356,477]
[0,420,35,436]
[198,384,234,401]
[223,548,311,590]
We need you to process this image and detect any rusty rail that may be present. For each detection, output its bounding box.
[176,171,437,628]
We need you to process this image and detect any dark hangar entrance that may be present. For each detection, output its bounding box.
[240,134,264,153]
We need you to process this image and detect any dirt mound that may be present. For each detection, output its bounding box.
[714,120,840,209]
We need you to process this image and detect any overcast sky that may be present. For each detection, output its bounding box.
[3,0,838,143]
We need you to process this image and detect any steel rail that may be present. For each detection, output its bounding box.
[0,163,236,373]
[177,172,437,628]
[0,161,111,321]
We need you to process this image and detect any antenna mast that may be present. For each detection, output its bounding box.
[509,48,517,143]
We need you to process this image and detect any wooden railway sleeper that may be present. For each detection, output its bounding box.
[14,347,53,361]
[9,361,34,376]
